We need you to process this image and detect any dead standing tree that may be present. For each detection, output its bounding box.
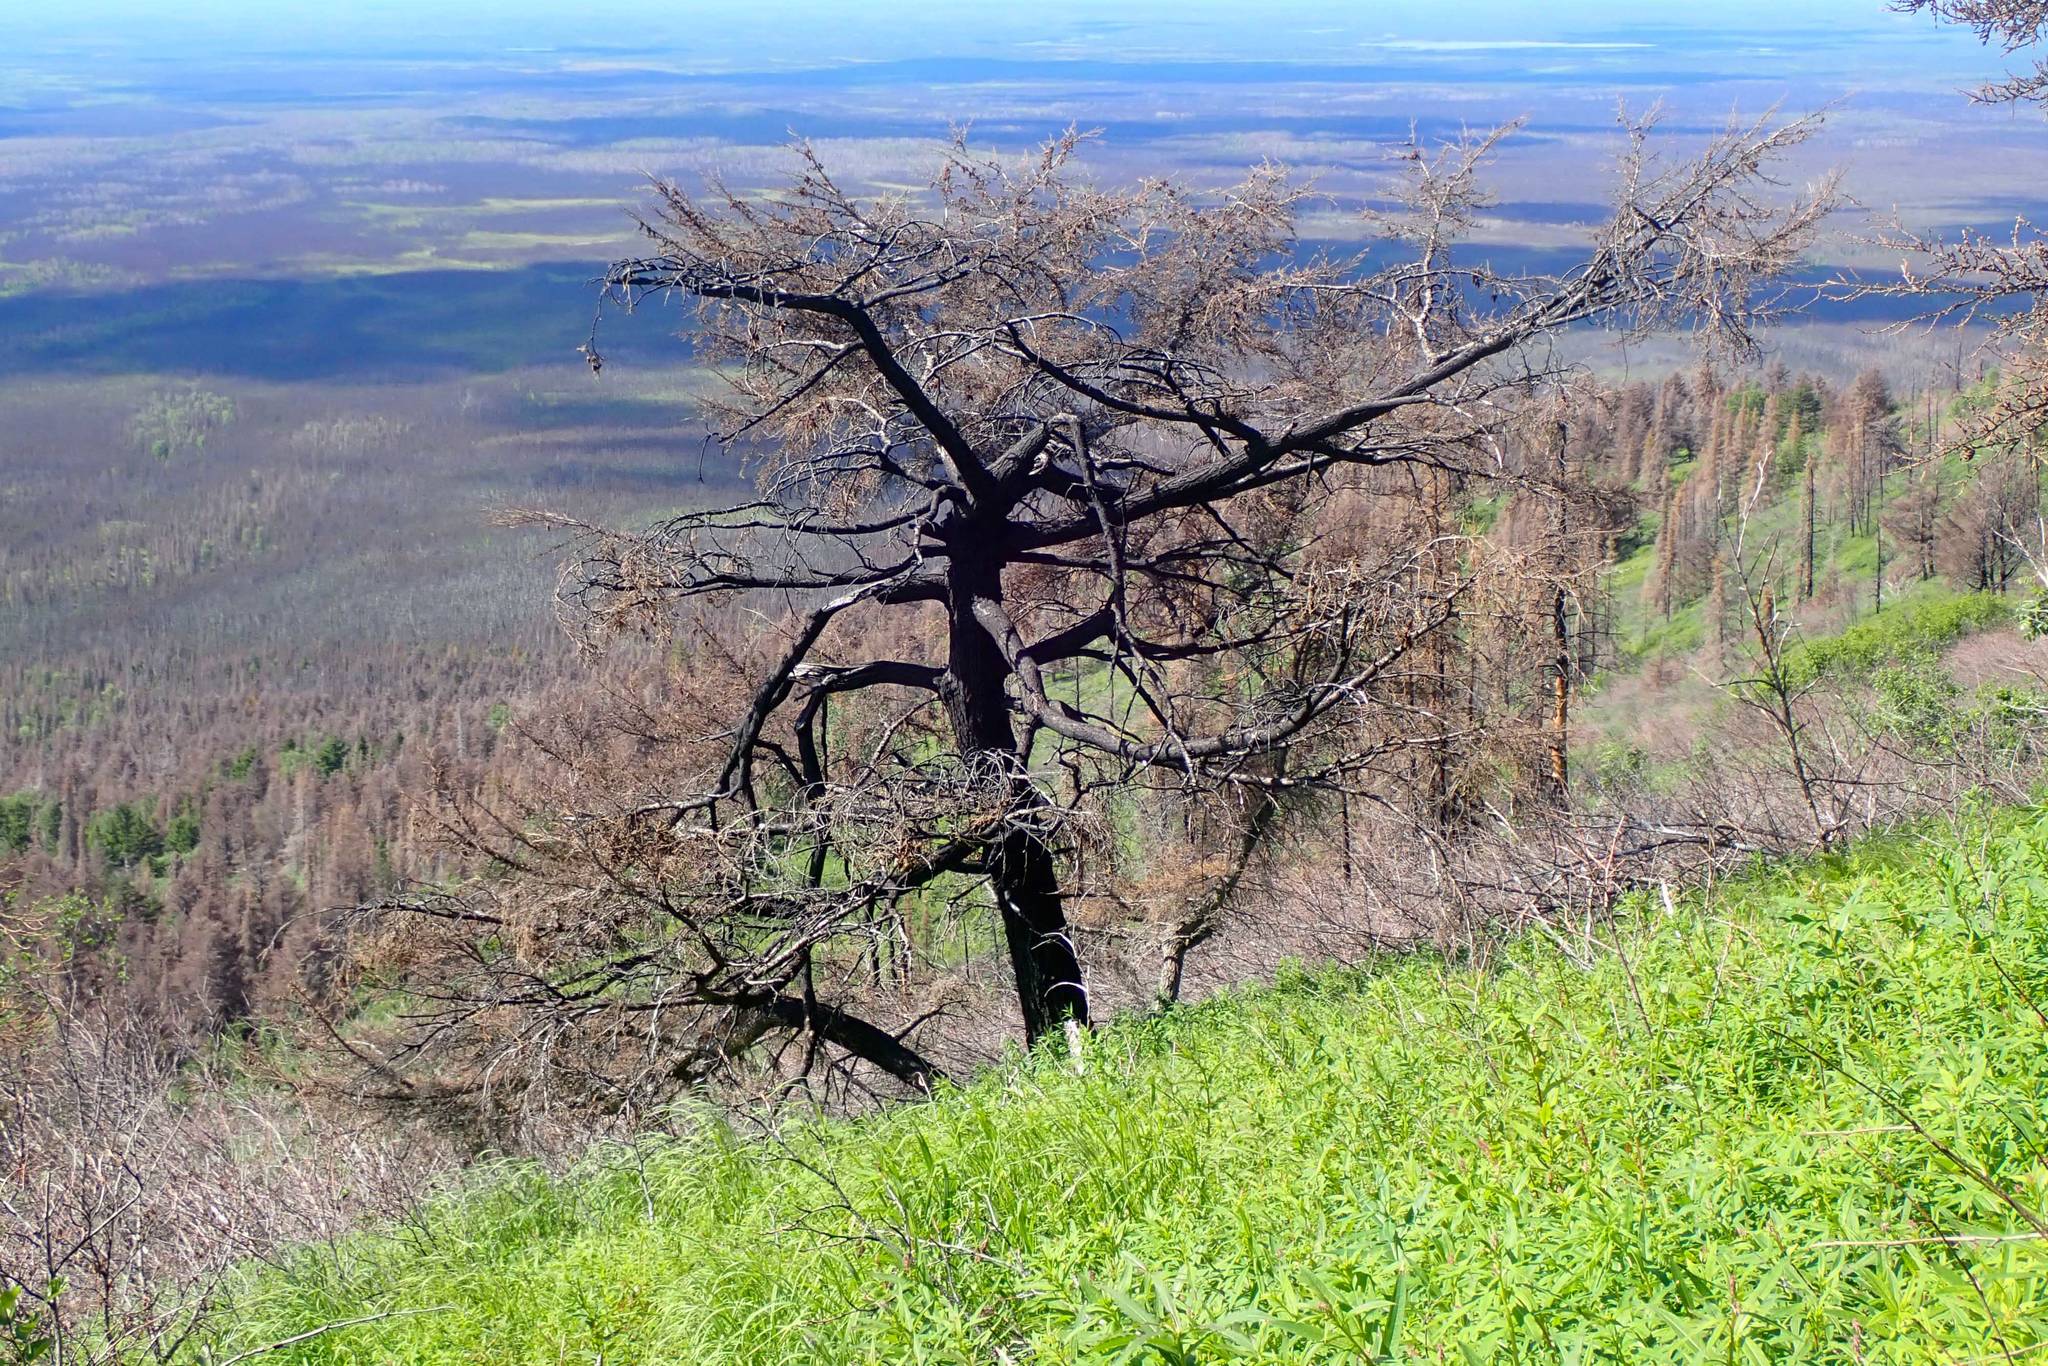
[1855,1,2048,605]
[1855,3,2048,452]
[352,114,1830,1117]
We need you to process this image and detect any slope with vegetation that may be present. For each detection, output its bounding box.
[8,4,2048,1352]
[202,806,2048,1363]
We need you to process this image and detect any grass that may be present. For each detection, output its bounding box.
[199,807,2048,1363]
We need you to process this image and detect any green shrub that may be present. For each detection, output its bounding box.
[279,736,351,779]
[0,793,34,856]
[1783,589,2010,687]
[164,798,201,855]
[0,1285,52,1365]
[2019,587,2048,642]
[130,388,234,464]
[312,736,349,777]
[1869,656,1965,745]
[0,794,60,857]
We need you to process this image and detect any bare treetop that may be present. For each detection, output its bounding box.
[1896,0,2048,103]
[1862,2,2048,454]
[586,117,1824,551]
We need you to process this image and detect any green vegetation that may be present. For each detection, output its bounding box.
[277,735,354,779]
[1782,588,2011,688]
[2020,589,2048,641]
[82,800,162,868]
[207,808,2048,1363]
[0,793,56,856]
[14,786,207,872]
[0,1284,51,1365]
[164,798,202,856]
[129,388,234,464]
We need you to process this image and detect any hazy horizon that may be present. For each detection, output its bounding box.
[2,1,2040,381]
[0,0,2007,65]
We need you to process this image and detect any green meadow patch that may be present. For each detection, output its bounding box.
[202,810,2048,1363]
[1781,588,2012,688]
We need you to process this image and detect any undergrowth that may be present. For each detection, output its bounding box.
[1782,589,2011,687]
[200,808,2048,1363]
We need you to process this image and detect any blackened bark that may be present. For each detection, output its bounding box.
[943,555,1090,1046]
[757,995,944,1090]
[1548,419,1571,803]
[1801,449,1817,602]
[990,826,1087,1042]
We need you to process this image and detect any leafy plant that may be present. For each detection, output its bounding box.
[1782,588,2009,687]
[2020,587,2048,641]
[197,809,2048,1364]
[83,801,162,868]
[0,1283,55,1364]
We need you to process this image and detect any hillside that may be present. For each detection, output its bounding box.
[12,3,2048,1363]
[199,807,2048,1363]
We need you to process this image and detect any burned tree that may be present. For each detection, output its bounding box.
[1858,3,2048,451]
[1857,0,2048,605]
[1897,0,2048,105]
[346,116,1830,1121]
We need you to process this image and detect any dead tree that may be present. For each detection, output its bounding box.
[345,114,1831,1116]
[1548,418,1573,801]
[1729,572,1849,849]
[1896,0,2048,104]
[1856,3,2048,451]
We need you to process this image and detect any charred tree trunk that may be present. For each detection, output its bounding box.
[1548,420,1571,803]
[1800,448,1817,603]
[990,826,1085,1045]
[944,556,1089,1047]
